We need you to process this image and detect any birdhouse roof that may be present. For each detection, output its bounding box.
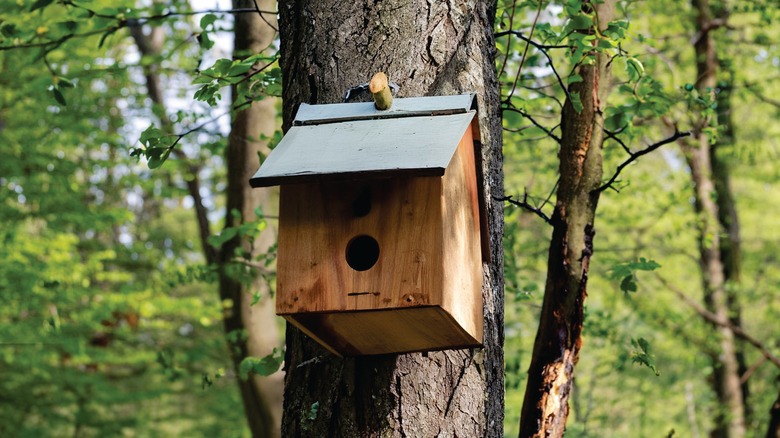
[249,94,479,187]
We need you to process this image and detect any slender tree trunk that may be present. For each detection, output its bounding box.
[278,1,504,436]
[685,1,745,437]
[768,386,780,438]
[713,59,749,420]
[518,2,615,436]
[131,4,284,436]
[218,2,283,437]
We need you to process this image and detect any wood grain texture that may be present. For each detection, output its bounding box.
[277,176,443,314]
[440,124,483,343]
[275,127,484,355]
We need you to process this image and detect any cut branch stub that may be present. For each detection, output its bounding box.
[369,72,393,110]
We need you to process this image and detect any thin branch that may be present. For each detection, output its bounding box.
[502,107,561,143]
[0,5,277,52]
[495,30,573,50]
[655,273,780,370]
[497,0,519,84]
[742,82,780,108]
[503,1,544,103]
[604,127,632,154]
[593,130,691,194]
[540,178,559,211]
[252,0,279,32]
[63,0,277,21]
[496,30,572,106]
[740,356,767,384]
[495,193,553,225]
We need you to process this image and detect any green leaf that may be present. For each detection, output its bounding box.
[567,74,583,85]
[228,61,253,77]
[625,57,645,82]
[139,125,165,146]
[207,227,239,247]
[200,13,217,30]
[147,147,171,169]
[58,77,75,88]
[620,275,637,293]
[569,90,583,114]
[630,337,660,376]
[49,85,66,106]
[198,32,214,50]
[238,348,284,380]
[610,258,661,293]
[1,22,18,38]
[30,0,54,12]
[568,14,593,31]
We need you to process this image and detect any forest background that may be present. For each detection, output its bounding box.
[1,0,779,437]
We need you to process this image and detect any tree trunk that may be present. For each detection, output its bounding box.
[277,1,504,436]
[768,386,780,438]
[218,2,284,437]
[132,3,285,435]
[686,1,746,437]
[518,2,615,437]
[713,57,750,420]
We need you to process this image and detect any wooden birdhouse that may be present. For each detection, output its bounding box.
[250,94,489,356]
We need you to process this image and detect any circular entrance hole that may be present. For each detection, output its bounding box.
[345,235,380,271]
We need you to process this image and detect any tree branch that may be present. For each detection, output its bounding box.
[593,130,691,194]
[0,5,277,52]
[494,193,553,225]
[655,273,780,370]
[502,107,561,143]
[495,30,572,105]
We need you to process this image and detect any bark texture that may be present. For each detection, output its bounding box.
[278,1,504,436]
[686,1,745,437]
[219,2,284,437]
[518,2,615,437]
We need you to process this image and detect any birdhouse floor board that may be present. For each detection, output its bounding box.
[284,306,482,356]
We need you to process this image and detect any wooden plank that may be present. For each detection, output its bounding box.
[286,307,481,356]
[250,112,475,187]
[440,124,484,344]
[293,94,476,125]
[276,176,444,315]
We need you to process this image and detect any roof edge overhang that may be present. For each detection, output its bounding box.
[292,93,476,126]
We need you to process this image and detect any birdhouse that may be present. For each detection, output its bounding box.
[250,94,489,356]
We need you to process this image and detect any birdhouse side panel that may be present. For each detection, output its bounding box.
[440,124,484,344]
[276,178,444,315]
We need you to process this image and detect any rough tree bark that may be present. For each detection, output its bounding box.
[684,1,746,436]
[518,2,615,437]
[277,1,504,436]
[218,2,284,436]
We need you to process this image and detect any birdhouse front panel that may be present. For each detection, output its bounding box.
[276,176,444,314]
[249,94,489,356]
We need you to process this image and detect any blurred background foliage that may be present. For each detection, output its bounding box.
[1,0,778,436]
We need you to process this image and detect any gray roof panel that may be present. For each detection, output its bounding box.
[293,94,476,126]
[250,110,476,187]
